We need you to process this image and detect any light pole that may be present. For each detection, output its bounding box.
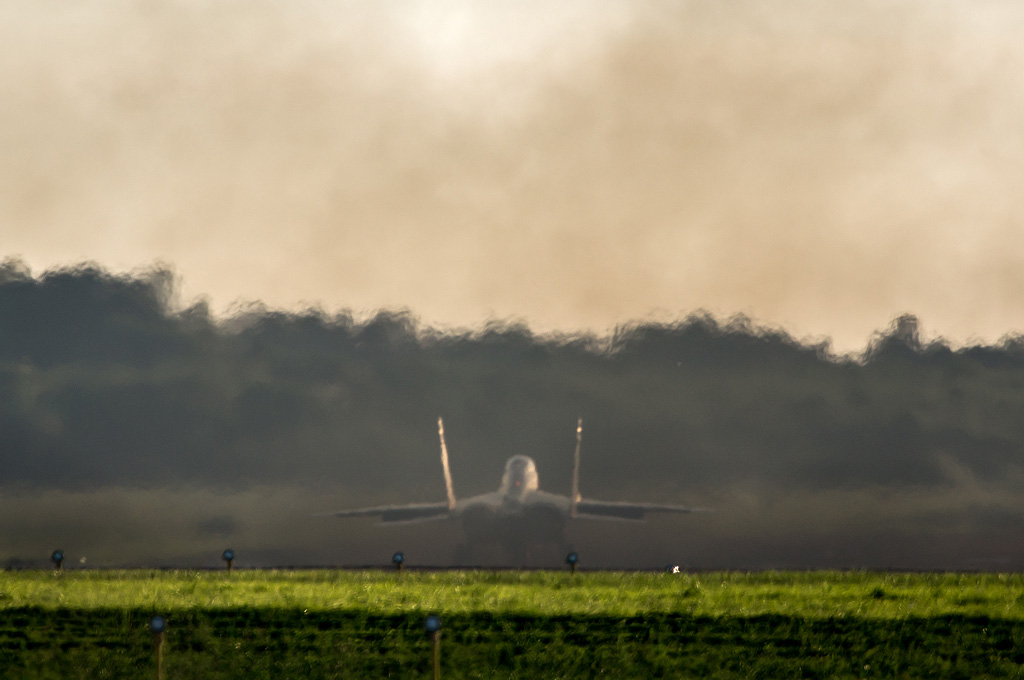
[425,614,442,680]
[149,616,167,680]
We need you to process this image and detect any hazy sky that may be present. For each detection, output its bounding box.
[3,0,1023,352]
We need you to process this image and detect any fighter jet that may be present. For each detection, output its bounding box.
[319,418,709,559]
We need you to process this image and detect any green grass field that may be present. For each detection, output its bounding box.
[2,569,1023,679]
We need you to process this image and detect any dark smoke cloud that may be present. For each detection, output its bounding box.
[2,261,1024,569]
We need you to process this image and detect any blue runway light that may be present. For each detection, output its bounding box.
[424,614,442,634]
[222,549,235,562]
[392,551,405,565]
[149,616,167,634]
[51,550,64,569]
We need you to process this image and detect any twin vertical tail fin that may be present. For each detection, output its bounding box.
[438,417,457,511]
[570,417,582,518]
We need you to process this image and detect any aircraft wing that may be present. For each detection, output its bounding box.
[523,490,573,512]
[574,500,712,521]
[317,502,452,524]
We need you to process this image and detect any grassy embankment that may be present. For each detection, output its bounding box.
[1,569,1023,679]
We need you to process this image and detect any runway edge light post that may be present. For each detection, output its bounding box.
[149,615,167,680]
[425,614,442,680]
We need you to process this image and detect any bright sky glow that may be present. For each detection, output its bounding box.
[2,0,1024,352]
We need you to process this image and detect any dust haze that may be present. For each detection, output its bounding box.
[3,263,1024,569]
[3,1,1024,353]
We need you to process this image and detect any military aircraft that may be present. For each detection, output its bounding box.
[319,418,709,560]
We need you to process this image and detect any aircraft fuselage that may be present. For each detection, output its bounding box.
[452,455,569,555]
